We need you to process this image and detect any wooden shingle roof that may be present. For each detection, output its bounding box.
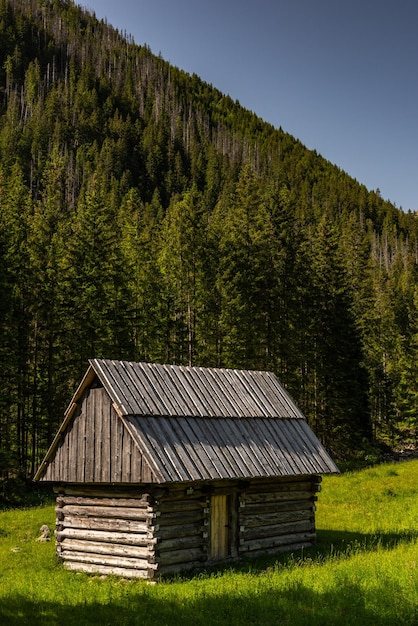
[91,359,306,419]
[91,360,338,480]
[35,359,339,483]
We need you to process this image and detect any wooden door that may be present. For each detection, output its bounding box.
[210,495,229,558]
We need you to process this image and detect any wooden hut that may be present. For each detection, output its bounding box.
[35,359,338,579]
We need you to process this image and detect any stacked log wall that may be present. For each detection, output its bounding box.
[153,484,210,576]
[55,487,158,579]
[237,476,321,557]
[53,476,322,579]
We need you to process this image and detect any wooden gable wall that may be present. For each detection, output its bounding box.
[41,387,156,483]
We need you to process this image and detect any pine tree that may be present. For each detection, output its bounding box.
[213,164,277,369]
[26,149,69,472]
[118,187,165,362]
[158,186,209,364]
[61,176,133,371]
[0,164,33,475]
[302,214,371,456]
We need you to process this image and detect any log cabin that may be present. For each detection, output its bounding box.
[34,359,339,579]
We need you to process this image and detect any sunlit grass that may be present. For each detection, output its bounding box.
[318,460,418,534]
[1,460,417,625]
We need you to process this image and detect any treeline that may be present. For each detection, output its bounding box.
[0,0,417,477]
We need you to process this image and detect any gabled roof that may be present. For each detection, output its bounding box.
[35,359,339,482]
[91,359,306,419]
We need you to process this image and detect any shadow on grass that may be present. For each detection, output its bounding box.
[2,531,416,626]
[315,528,417,558]
[191,528,418,578]
[1,577,416,626]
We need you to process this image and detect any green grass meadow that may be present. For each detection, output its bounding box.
[1,460,417,625]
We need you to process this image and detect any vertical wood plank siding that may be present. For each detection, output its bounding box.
[42,388,156,484]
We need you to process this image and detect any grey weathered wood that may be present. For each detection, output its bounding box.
[242,500,313,514]
[100,399,110,482]
[57,504,151,521]
[240,531,316,553]
[121,425,132,480]
[94,388,103,482]
[84,390,95,481]
[214,416,254,477]
[57,495,151,508]
[54,486,151,498]
[242,509,313,528]
[153,546,204,567]
[36,360,338,485]
[56,527,157,546]
[156,509,205,526]
[63,561,153,579]
[60,539,152,559]
[131,362,169,415]
[242,519,313,542]
[243,490,314,505]
[110,403,120,480]
[261,417,301,475]
[283,419,315,474]
[244,479,313,494]
[242,540,314,560]
[60,550,154,570]
[177,417,233,479]
[156,500,203,514]
[174,417,219,479]
[78,400,87,483]
[194,367,235,417]
[59,515,150,534]
[114,360,150,414]
[168,365,208,416]
[246,418,287,475]
[243,477,312,491]
[234,369,271,416]
[51,477,321,580]
[155,416,201,481]
[157,535,202,552]
[45,390,154,485]
[154,522,203,541]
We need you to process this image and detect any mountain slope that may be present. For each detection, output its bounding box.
[0,0,417,476]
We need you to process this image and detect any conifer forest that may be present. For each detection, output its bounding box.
[0,0,417,478]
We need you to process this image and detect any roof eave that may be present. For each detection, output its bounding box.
[33,365,96,481]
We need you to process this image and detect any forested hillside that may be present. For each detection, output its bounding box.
[0,0,417,478]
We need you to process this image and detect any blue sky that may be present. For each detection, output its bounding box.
[84,0,418,212]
